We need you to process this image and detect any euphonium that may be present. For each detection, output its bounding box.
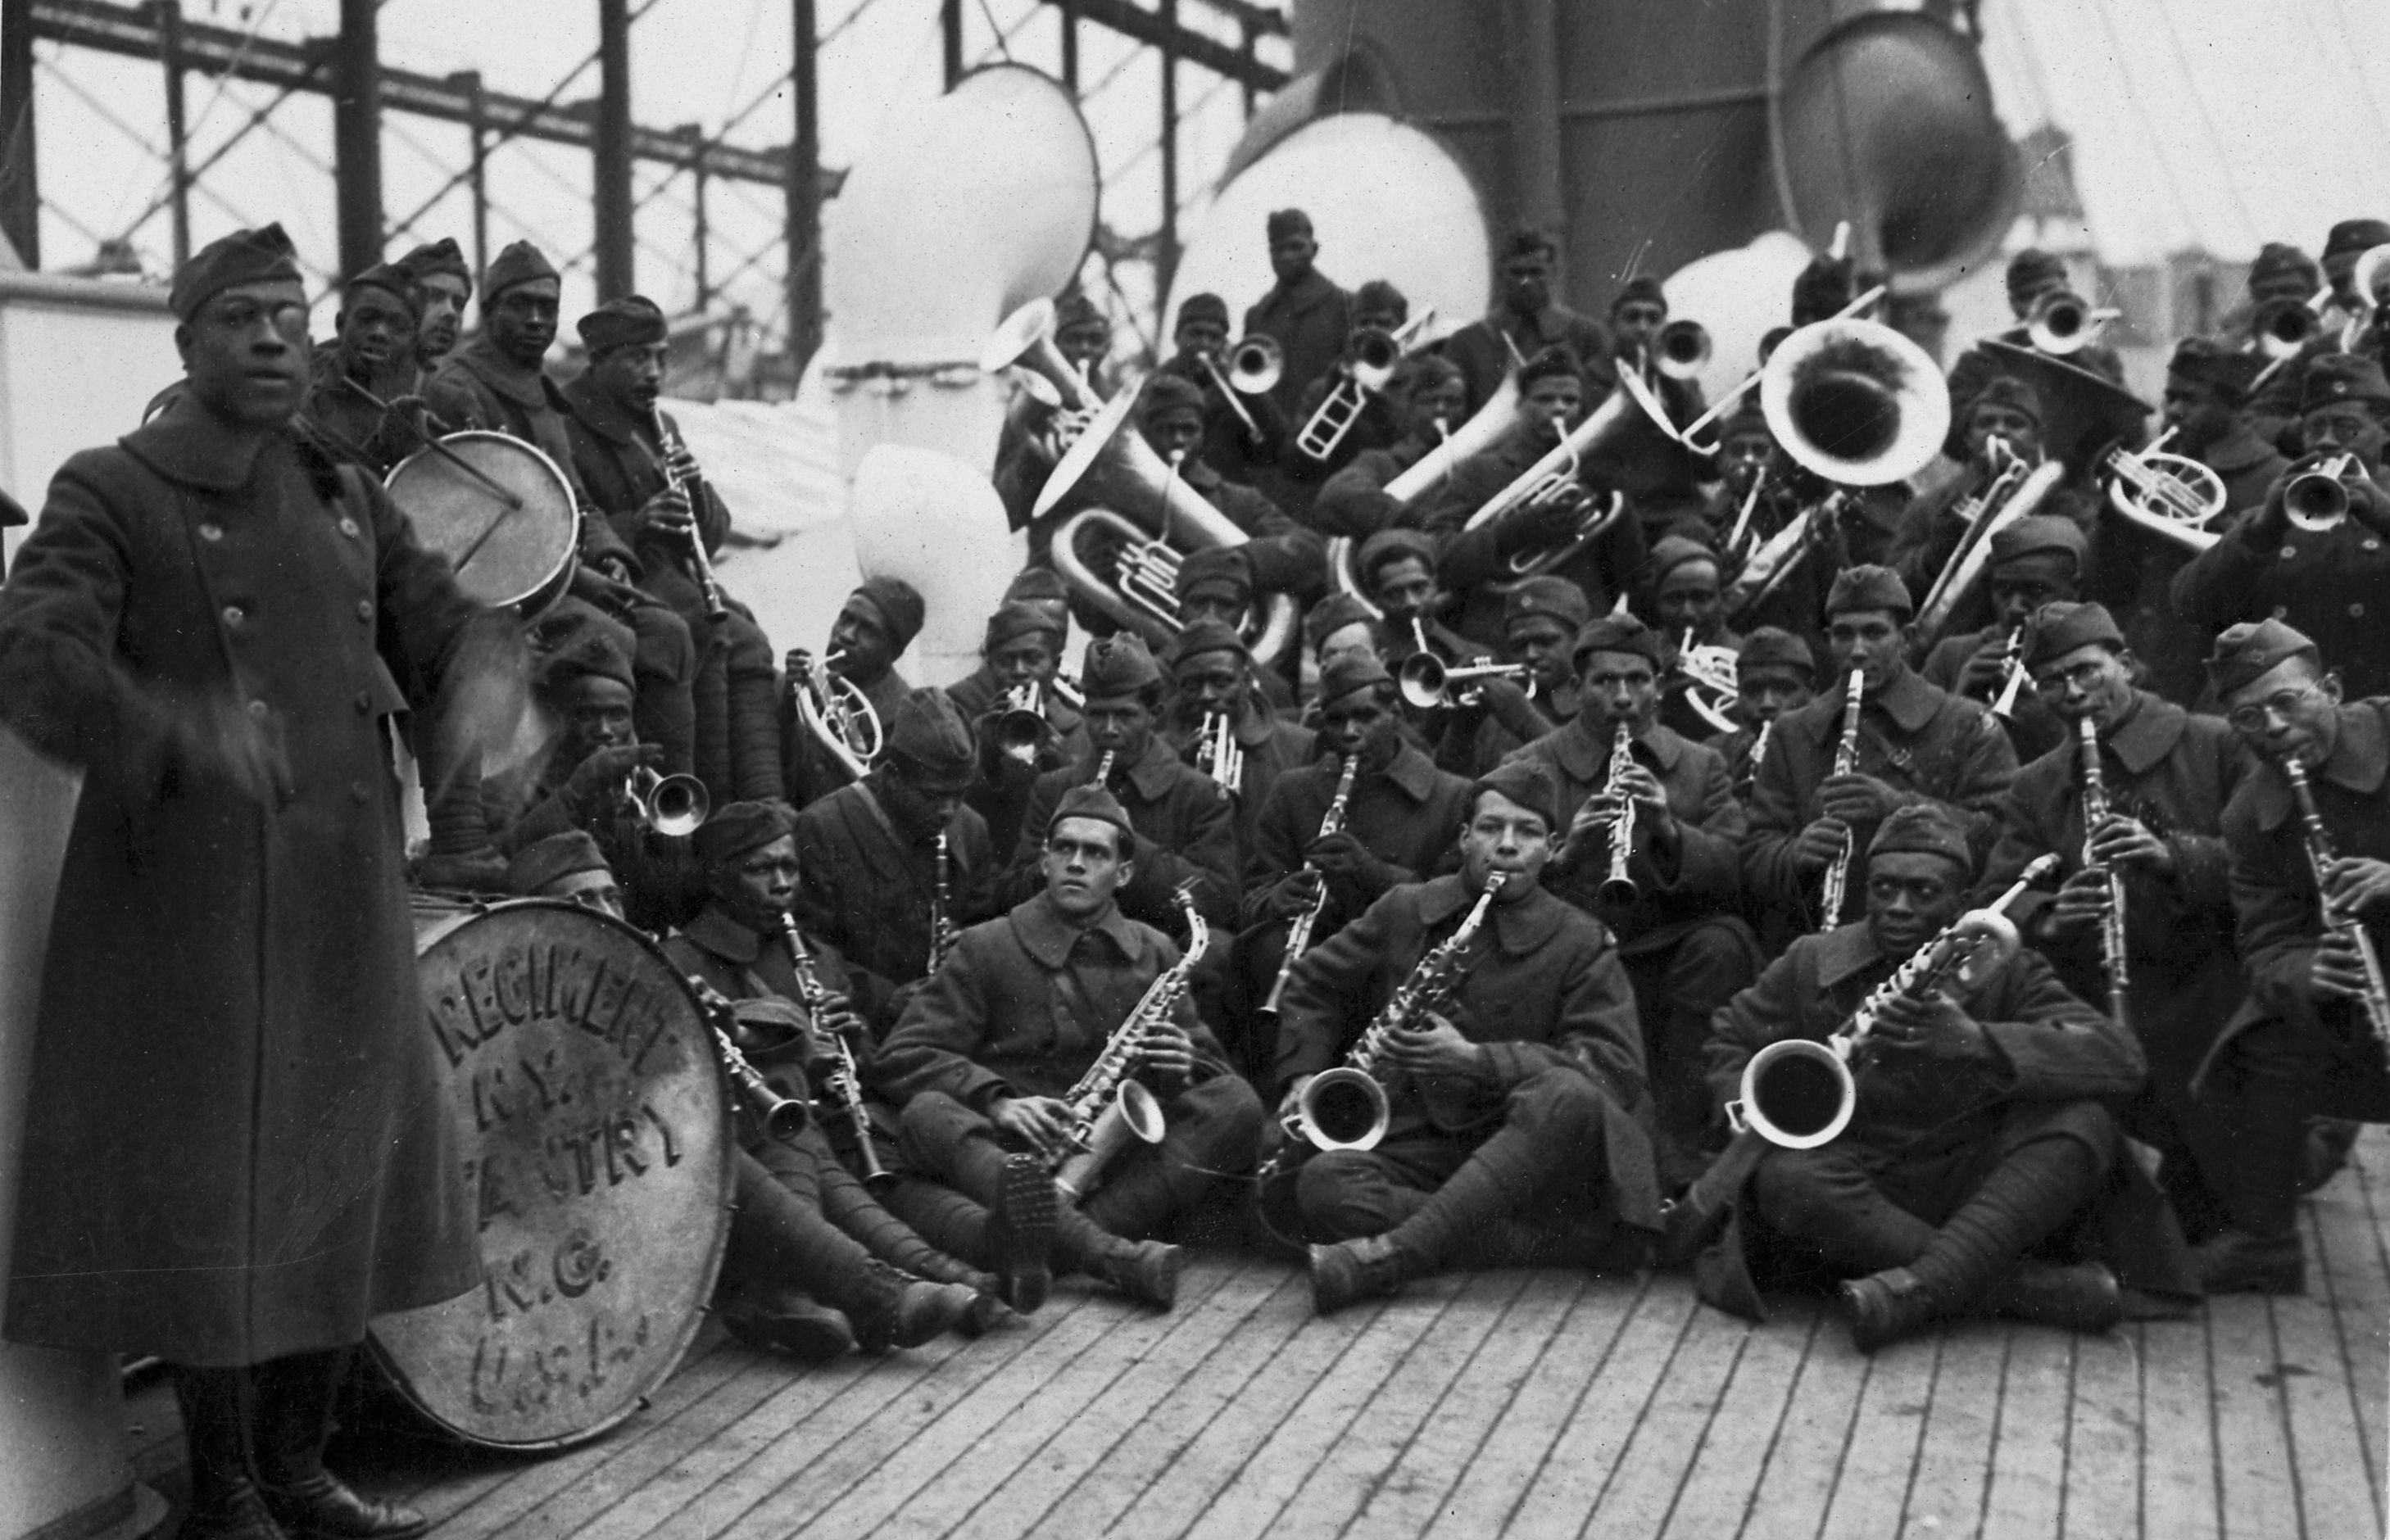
[2105,428,2228,551]
[2281,758,2390,1066]
[1294,310,1435,463]
[686,975,810,1139]
[1052,888,1207,1200]
[1195,709,1244,797]
[779,914,890,1186]
[625,765,710,837]
[1458,369,1665,578]
[2078,718,2131,1030]
[790,646,884,784]
[1260,871,1504,1180]
[1596,720,1640,907]
[1261,752,1358,1016]
[1816,670,1866,930]
[650,405,728,623]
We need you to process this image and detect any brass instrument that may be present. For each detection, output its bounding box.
[686,974,811,1139]
[2285,454,2359,532]
[2348,243,2390,352]
[1659,854,2057,1262]
[982,296,1105,415]
[1259,871,1504,1180]
[625,765,710,837]
[2025,289,2120,358]
[1326,376,1523,616]
[1988,626,2029,722]
[1674,631,1743,736]
[1913,446,2066,649]
[1458,369,1666,578]
[1816,670,1866,929]
[1052,888,1208,1200]
[1196,709,1244,796]
[1397,651,1532,712]
[1653,319,1711,382]
[789,646,885,784]
[1724,489,1851,626]
[1596,720,1640,907]
[928,829,959,975]
[2105,428,2228,551]
[1758,312,1952,488]
[1294,310,1434,463]
[779,913,891,1185]
[1676,285,1891,455]
[649,405,728,623]
[1194,334,1283,442]
[2078,718,2131,1029]
[2280,759,2390,1064]
[994,682,1054,766]
[1261,753,1358,1016]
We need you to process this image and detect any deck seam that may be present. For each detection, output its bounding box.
[1725,1305,1826,1540]
[2265,1293,2311,1539]
[1647,1309,1757,1538]
[1573,1275,1707,1536]
[1489,1266,1656,1535]
[1889,1329,1948,1538]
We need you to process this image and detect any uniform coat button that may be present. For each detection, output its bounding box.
[2353,601,2368,618]
[247,700,268,719]
[338,517,361,538]
[2280,546,2298,560]
[350,781,370,804]
[355,691,373,713]
[221,605,244,627]
[354,600,373,621]
[198,523,224,542]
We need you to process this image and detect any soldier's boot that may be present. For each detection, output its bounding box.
[814,1146,1016,1331]
[1978,1261,2124,1334]
[716,1283,857,1362]
[1051,1199,1179,1307]
[1309,1234,1415,1316]
[836,1261,979,1353]
[172,1366,288,1540]
[252,1349,428,1540]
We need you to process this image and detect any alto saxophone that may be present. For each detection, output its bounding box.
[2077,718,2132,1029]
[1052,888,1208,1200]
[1260,753,1359,1015]
[2281,758,2390,1066]
[778,913,891,1185]
[1816,669,1866,929]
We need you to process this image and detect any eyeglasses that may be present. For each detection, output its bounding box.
[2033,660,2110,695]
[2225,684,2327,732]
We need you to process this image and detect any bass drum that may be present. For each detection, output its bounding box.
[366,897,732,1451]
[384,432,579,617]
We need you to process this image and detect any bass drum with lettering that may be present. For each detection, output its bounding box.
[366,896,733,1451]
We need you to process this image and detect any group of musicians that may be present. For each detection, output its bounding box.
[7,202,2390,1538]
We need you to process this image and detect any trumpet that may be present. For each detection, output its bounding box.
[2025,289,2120,357]
[780,913,891,1185]
[625,765,710,837]
[2282,758,2390,1065]
[1261,753,1358,1016]
[1196,709,1244,796]
[1052,887,1205,1200]
[994,682,1054,765]
[2105,428,2227,551]
[650,405,728,623]
[2285,454,2359,532]
[1816,669,1866,930]
[1396,651,1532,711]
[2078,718,2131,1030]
[2250,294,2322,360]
[1194,334,1282,442]
[1596,720,1639,908]
[1988,626,2029,722]
[789,647,885,785]
[1294,310,1434,463]
[686,976,811,1140]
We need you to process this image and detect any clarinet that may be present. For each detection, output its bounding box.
[1261,753,1359,1015]
[2077,718,2132,1029]
[778,913,891,1184]
[651,405,729,623]
[1816,669,1867,929]
[684,974,810,1139]
[2281,759,2390,1065]
[1735,718,1775,803]
[927,829,959,975]
[1597,720,1639,906]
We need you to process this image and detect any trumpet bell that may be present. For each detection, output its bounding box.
[632,769,711,838]
[1759,316,1951,487]
[1397,650,1451,711]
[2286,460,2354,532]
[1298,1066,1391,1154]
[1227,334,1284,396]
[2252,296,2320,360]
[1657,319,1712,381]
[1054,1081,1167,1201]
[1733,1038,1856,1150]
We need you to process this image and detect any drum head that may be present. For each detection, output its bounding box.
[369,899,732,1450]
[385,432,579,614]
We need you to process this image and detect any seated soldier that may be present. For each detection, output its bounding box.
[1271,762,1661,1311]
[1981,601,2249,1239]
[792,688,997,999]
[1707,625,1817,805]
[1000,634,1239,932]
[1702,803,2154,1352]
[1417,345,1649,648]
[1312,355,1471,541]
[504,829,625,920]
[1509,614,1760,1185]
[1354,528,1473,664]
[2186,619,2390,1293]
[1132,374,1325,600]
[661,803,996,1354]
[785,575,926,809]
[1643,536,1742,744]
[301,260,431,475]
[1163,618,1316,866]
[1916,514,2084,764]
[1236,654,1474,1079]
[886,786,1268,1308]
[1431,575,1590,779]
[563,295,785,804]
[1284,279,1414,489]
[951,598,1088,861]
[1154,291,1290,486]
[1175,546,1296,711]
[1741,565,2019,947]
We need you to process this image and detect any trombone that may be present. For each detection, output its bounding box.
[790,647,885,784]
[1294,310,1435,463]
[1194,335,1282,442]
[625,765,710,837]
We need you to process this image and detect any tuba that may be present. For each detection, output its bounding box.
[2105,428,2227,551]
[789,647,885,785]
[1293,310,1435,463]
[1327,374,1523,614]
[1757,313,1952,488]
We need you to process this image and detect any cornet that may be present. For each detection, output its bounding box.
[1195,709,1244,796]
[624,765,710,837]
[2285,454,2360,531]
[790,647,885,784]
[1397,651,1531,711]
[994,682,1053,766]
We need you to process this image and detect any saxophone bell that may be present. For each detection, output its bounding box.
[1290,1066,1390,1153]
[1053,1080,1166,1201]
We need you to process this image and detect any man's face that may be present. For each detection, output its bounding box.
[337,286,416,377]
[1507,615,1575,694]
[561,675,635,761]
[1172,647,1247,720]
[1369,556,1438,621]
[1655,561,1724,640]
[2221,654,2342,768]
[2008,277,2064,322]
[1175,316,1227,362]
[1736,673,1813,727]
[1458,788,1552,903]
[717,835,800,931]
[1317,622,1382,673]
[1404,376,1467,441]
[1056,321,1111,372]
[1575,649,1658,736]
[1966,403,2041,465]
[1178,582,1249,634]
[1352,310,1402,348]
[1719,428,1775,497]
[178,280,311,428]
[1522,374,1582,439]
[1269,231,1317,285]
[1142,407,1205,464]
[1988,566,2075,629]
[828,597,897,681]
[1866,850,1966,960]
[487,279,560,369]
[415,272,469,361]
[2031,641,2136,731]
[1612,298,1667,356]
[2327,256,2362,312]
[1501,252,1552,315]
[1322,686,1399,770]
[592,341,669,414]
[542,869,626,922]
[881,763,965,838]
[987,636,1058,693]
[1827,609,1910,691]
[2302,402,2388,477]
[1083,694,1155,762]
[1044,816,1130,921]
[2251,269,2316,307]
[2161,375,2236,455]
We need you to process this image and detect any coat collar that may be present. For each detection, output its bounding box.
[2204,426,2280,476]
[119,395,279,491]
[561,370,653,446]
[1263,267,1340,314]
[1813,920,1888,990]
[1100,735,1183,801]
[1553,713,1685,780]
[683,904,764,965]
[1415,871,1566,954]
[1375,739,1441,802]
[2100,691,2188,776]
[456,334,562,410]
[1867,665,1942,735]
[1008,890,1148,968]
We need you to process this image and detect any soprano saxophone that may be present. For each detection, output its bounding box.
[778,913,890,1184]
[1816,669,1866,929]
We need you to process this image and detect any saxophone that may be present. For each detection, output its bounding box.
[1260,753,1359,1015]
[1051,887,1209,1200]
[1816,669,1866,929]
[1258,871,1503,1180]
[2078,718,2132,1029]
[778,913,891,1185]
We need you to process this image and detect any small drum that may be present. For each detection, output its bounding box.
[367,897,732,1450]
[384,432,579,617]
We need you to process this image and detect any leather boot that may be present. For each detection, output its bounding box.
[172,1366,288,1540]
[1309,1234,1412,1316]
[252,1350,427,1540]
[716,1283,858,1362]
[2193,1226,2306,1295]
[985,1153,1058,1313]
[1978,1261,2124,1334]
[1084,1236,1182,1309]
[841,1261,978,1353]
[1838,1266,1943,1354]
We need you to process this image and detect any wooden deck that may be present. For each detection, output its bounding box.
[129,1134,2390,1539]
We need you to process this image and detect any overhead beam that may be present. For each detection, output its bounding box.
[1039,0,1288,89]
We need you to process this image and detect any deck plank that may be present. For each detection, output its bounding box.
[2320,1140,2390,1508]
[2136,1318,2221,1540]
[1657,1305,1821,1540]
[2206,1293,2302,1539]
[1737,1302,1870,1540]
[2058,1327,2141,1540]
[1816,1329,1939,1540]
[1585,1299,1757,1536]
[1978,1325,2070,1537]
[2268,1278,2383,1540]
[1899,1325,2005,1540]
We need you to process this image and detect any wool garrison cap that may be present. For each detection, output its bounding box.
[1987,514,2088,575]
[1138,371,1208,423]
[538,626,635,693]
[2322,219,2390,265]
[1611,275,1667,312]
[2249,242,2320,292]
[1266,208,1314,241]
[1354,279,1408,319]
[885,687,977,788]
[850,576,926,652]
[1176,292,1229,330]
[1737,626,1816,682]
[1005,567,1069,604]
[1356,528,1436,585]
[483,239,559,303]
[1055,290,1107,331]
[1472,760,1562,831]
[1869,802,1973,872]
[397,237,471,289]
[170,224,302,320]
[1049,782,1135,843]
[1176,546,1253,602]
[1571,613,1664,671]
[2005,248,2067,296]
[1081,633,1163,700]
[692,799,794,866]
[1791,254,1857,325]
[342,261,419,320]
[578,294,669,354]
[2020,600,2126,673]
[1970,374,2044,427]
[1317,650,1393,705]
[507,831,609,895]
[1826,564,1915,618]
[2167,337,2267,403]
[1303,592,1379,651]
[2300,354,2390,413]
[1395,353,1464,400]
[1517,344,1584,392]
[983,600,1062,650]
[2206,618,2320,698]
[1167,618,1249,668]
[1503,575,1591,633]
[1500,227,1558,260]
[1648,536,1721,589]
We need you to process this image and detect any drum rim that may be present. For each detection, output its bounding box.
[383,432,580,617]
[370,895,736,1452]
